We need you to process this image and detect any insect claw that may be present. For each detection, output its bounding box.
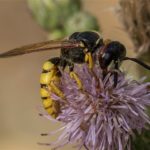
[70,72,83,89]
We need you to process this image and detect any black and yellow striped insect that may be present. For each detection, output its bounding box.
[0,31,103,118]
[1,31,150,118]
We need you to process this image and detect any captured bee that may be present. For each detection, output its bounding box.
[0,31,150,118]
[0,31,103,118]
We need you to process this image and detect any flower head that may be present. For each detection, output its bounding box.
[41,63,150,150]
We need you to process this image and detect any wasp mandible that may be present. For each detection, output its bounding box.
[0,31,150,118]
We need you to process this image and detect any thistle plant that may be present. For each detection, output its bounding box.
[117,0,150,81]
[40,62,150,150]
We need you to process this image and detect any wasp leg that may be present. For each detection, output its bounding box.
[113,60,119,88]
[85,52,93,69]
[40,57,63,118]
[69,63,83,89]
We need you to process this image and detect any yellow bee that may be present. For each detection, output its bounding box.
[0,31,102,118]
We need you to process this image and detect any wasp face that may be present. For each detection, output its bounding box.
[99,41,126,69]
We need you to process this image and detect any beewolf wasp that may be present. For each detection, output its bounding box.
[0,31,150,118]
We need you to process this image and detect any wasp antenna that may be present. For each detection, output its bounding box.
[123,57,150,70]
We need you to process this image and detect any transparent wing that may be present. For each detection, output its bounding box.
[0,40,81,58]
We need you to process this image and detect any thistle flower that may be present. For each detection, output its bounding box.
[41,63,150,150]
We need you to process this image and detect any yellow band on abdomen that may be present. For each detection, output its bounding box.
[40,60,61,118]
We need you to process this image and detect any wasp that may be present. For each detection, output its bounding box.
[0,31,150,118]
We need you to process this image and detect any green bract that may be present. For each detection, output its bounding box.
[28,0,81,31]
[65,11,100,35]
[28,0,100,39]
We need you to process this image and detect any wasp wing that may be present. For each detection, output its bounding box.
[0,40,80,58]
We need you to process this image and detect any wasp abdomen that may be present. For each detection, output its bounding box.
[40,58,62,118]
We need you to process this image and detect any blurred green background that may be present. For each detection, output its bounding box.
[0,0,148,150]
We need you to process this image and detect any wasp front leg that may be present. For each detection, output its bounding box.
[40,57,64,118]
[79,42,94,69]
[68,63,83,90]
[84,50,93,69]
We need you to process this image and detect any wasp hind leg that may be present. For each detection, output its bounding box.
[40,57,64,118]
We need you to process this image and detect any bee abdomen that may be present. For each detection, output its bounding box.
[40,58,61,118]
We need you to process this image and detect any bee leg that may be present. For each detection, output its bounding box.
[40,57,64,118]
[113,60,119,88]
[69,63,83,89]
[85,52,93,69]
